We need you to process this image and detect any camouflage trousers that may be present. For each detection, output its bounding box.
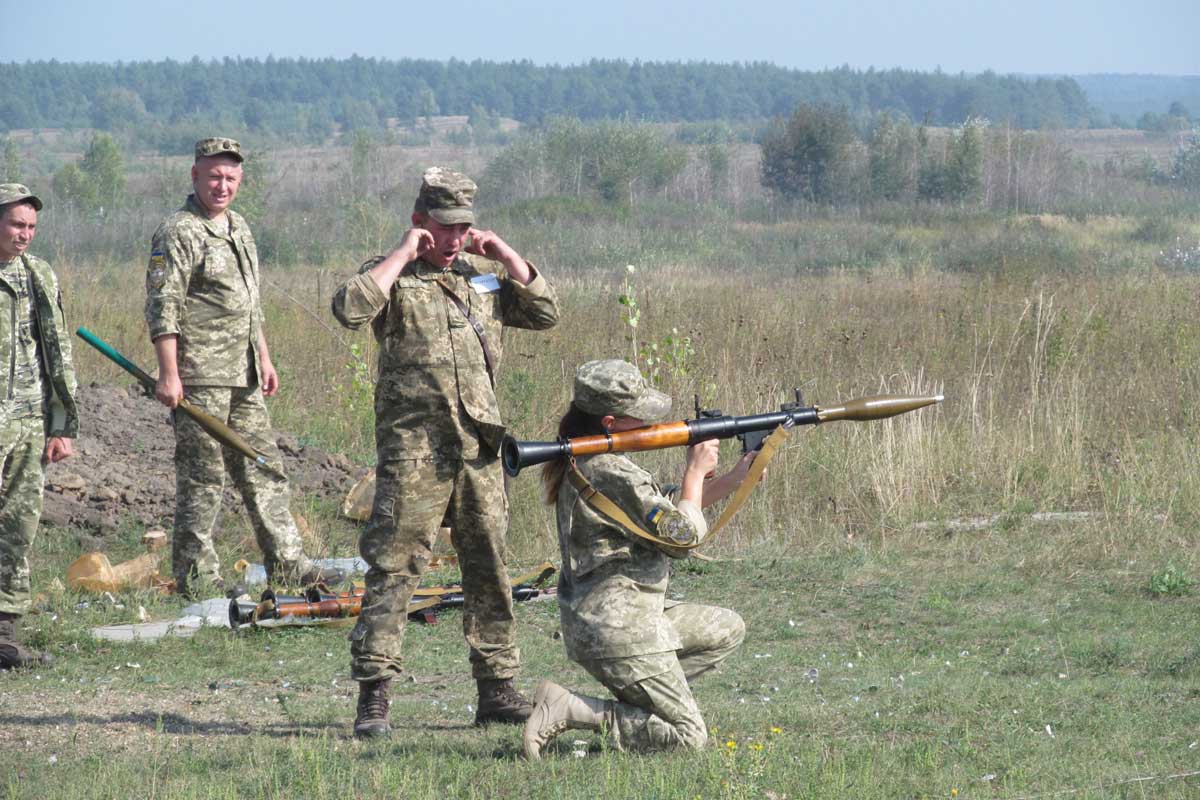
[0,416,45,616]
[172,385,309,588]
[576,602,745,752]
[350,454,518,682]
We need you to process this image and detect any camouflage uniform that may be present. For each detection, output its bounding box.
[146,184,311,588]
[330,174,559,684]
[556,453,745,751]
[0,249,79,616]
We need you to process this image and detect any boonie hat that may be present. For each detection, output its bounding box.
[573,359,672,422]
[414,167,476,225]
[194,137,244,163]
[0,183,43,211]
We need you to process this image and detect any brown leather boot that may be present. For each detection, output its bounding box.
[474,677,534,726]
[523,680,613,760]
[353,678,392,739]
[0,612,53,670]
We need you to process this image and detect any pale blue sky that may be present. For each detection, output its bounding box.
[2,0,1196,75]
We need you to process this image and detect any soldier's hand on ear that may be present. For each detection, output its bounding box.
[466,228,533,284]
[464,228,512,261]
[394,227,435,261]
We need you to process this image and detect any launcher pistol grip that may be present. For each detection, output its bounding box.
[738,429,770,454]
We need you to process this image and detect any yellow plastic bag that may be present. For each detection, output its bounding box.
[66,551,167,593]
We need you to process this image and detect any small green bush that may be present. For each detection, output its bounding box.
[1147,563,1193,596]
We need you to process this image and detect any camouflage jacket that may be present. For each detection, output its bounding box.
[144,195,263,387]
[331,253,558,460]
[0,255,79,438]
[554,453,708,660]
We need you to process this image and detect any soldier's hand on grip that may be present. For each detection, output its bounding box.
[685,439,720,477]
[156,373,184,409]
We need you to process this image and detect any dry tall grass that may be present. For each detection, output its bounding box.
[58,210,1200,564]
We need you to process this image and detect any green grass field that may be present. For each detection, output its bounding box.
[3,513,1198,799]
[4,133,1200,797]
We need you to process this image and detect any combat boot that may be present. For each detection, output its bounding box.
[474,677,534,725]
[0,612,53,670]
[523,680,613,760]
[353,678,392,739]
[173,569,224,601]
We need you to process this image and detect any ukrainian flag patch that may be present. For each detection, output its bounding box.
[646,506,665,527]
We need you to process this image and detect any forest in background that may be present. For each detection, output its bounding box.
[1075,73,1200,127]
[0,58,1105,151]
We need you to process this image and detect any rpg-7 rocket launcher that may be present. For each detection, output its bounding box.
[501,390,943,477]
[228,563,558,628]
[76,327,286,480]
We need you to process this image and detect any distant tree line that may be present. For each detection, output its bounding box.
[0,57,1099,149]
[1074,74,1200,127]
[755,103,1200,211]
[1135,101,1194,135]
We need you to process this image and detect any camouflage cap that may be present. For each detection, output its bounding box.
[573,359,672,422]
[0,183,43,212]
[414,167,476,225]
[194,137,244,163]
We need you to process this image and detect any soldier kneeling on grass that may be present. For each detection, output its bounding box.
[523,360,748,757]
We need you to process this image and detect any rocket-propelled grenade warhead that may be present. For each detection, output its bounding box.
[815,393,944,422]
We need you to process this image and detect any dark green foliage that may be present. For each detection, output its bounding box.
[2,136,21,182]
[867,113,918,201]
[760,104,857,203]
[51,133,127,215]
[481,117,686,207]
[0,58,1098,146]
[1169,134,1200,192]
[79,133,127,211]
[1147,564,1193,597]
[51,161,97,211]
[918,122,984,203]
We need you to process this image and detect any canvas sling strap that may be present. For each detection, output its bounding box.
[567,422,793,559]
[434,276,497,388]
[702,420,792,544]
[567,459,702,559]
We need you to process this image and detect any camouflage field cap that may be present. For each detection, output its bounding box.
[194,137,244,163]
[414,167,476,225]
[0,183,43,211]
[573,359,672,422]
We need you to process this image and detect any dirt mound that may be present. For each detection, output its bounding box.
[41,383,367,532]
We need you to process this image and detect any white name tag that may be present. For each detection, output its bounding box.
[470,273,501,294]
